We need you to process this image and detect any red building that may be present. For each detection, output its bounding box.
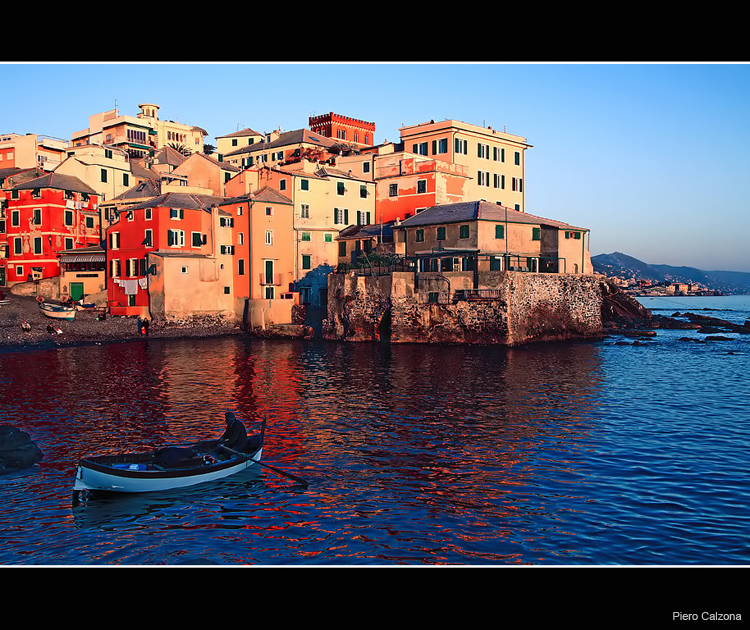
[308,112,375,147]
[3,172,100,285]
[105,191,227,317]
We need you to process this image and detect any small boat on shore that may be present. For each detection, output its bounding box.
[38,301,76,320]
[73,419,266,495]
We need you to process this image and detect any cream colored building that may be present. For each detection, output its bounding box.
[398,120,532,212]
[54,144,136,203]
[0,133,69,172]
[71,103,207,159]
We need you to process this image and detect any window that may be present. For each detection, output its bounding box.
[360,185,368,198]
[478,171,490,186]
[325,233,333,243]
[356,211,371,225]
[478,144,489,159]
[238,259,245,275]
[123,173,129,187]
[65,238,73,250]
[33,237,42,254]
[170,208,184,220]
[338,241,346,257]
[143,229,153,247]
[565,231,582,240]
[363,162,370,173]
[455,138,468,155]
[181,266,188,274]
[11,210,19,227]
[265,287,274,299]
[145,208,152,220]
[512,177,523,192]
[280,180,287,191]
[515,151,521,166]
[109,232,120,249]
[302,254,311,270]
[224,286,231,295]
[494,147,506,162]
[389,183,398,197]
[110,259,121,278]
[300,179,309,191]
[334,208,349,225]
[337,182,345,195]
[300,204,310,218]
[191,232,203,247]
[437,227,446,240]
[416,229,424,243]
[265,230,273,245]
[238,232,244,245]
[494,174,506,189]
[433,138,448,154]
[417,180,426,194]
[532,227,541,241]
[100,168,107,183]
[126,258,138,277]
[85,216,94,229]
[459,225,470,239]
[495,225,505,239]
[301,232,311,242]
[33,208,42,224]
[168,229,185,247]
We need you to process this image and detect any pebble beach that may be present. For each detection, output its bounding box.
[0,294,243,350]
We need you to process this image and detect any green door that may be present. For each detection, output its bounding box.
[70,282,84,301]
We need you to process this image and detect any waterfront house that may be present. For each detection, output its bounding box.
[395,201,592,275]
[105,191,233,320]
[3,172,101,286]
[398,119,532,212]
[57,245,106,301]
[226,160,375,307]
[218,186,297,327]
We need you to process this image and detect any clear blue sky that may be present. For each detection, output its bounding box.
[2,62,748,272]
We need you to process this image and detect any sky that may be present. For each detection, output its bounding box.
[1,61,748,272]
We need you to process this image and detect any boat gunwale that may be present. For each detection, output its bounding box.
[79,446,262,480]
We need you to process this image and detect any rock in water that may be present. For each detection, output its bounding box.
[0,426,43,472]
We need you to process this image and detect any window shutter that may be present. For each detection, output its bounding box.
[168,231,174,246]
[344,208,349,224]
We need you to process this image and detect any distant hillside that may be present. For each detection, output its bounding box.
[592,252,750,294]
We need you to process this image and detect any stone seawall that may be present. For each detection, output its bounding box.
[323,271,608,346]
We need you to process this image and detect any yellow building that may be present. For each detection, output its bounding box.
[215,128,265,163]
[71,103,208,159]
[398,119,532,212]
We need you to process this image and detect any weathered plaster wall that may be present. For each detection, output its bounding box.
[324,271,606,346]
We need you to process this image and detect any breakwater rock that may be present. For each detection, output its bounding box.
[0,426,43,473]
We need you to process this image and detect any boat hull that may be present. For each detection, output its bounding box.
[39,304,76,320]
[74,447,263,493]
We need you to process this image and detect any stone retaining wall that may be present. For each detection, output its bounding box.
[324,271,606,346]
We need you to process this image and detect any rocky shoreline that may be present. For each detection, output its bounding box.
[0,294,244,351]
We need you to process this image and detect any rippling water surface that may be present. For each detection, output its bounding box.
[1,295,749,565]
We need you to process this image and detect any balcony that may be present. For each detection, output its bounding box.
[259,273,283,286]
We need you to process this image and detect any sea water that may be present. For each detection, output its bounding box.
[0,295,748,566]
